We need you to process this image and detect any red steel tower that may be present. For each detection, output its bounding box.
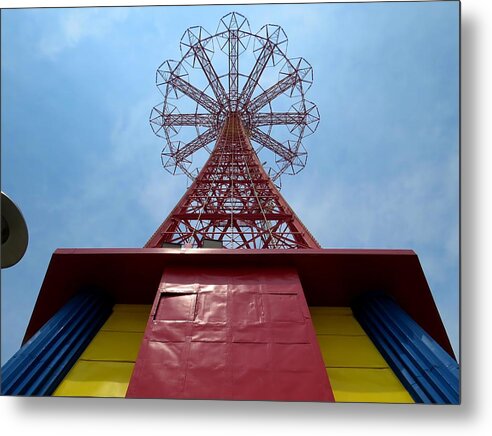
[147,12,320,249]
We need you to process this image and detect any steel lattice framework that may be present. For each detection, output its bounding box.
[147,12,320,249]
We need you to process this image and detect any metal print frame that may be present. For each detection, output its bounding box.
[1,1,460,404]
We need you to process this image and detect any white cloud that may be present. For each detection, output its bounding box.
[39,8,129,58]
[139,170,184,224]
[288,152,458,261]
[41,89,187,248]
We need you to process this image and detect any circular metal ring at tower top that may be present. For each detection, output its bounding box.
[217,11,250,34]
[216,12,251,55]
[275,141,308,176]
[287,100,320,137]
[161,141,193,176]
[150,102,183,139]
[156,60,189,99]
[253,24,288,67]
[278,57,313,98]
[180,26,214,69]
[150,11,320,185]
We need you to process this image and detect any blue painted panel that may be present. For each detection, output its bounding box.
[352,293,460,404]
[1,290,113,396]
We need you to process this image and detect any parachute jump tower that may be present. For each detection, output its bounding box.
[2,13,459,403]
[146,13,320,249]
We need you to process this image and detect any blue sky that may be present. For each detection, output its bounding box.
[1,2,459,364]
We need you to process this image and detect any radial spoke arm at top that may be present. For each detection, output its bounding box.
[192,43,229,107]
[229,30,239,112]
[251,112,306,127]
[159,113,216,128]
[237,41,275,111]
[174,128,219,162]
[250,128,296,162]
[247,72,297,113]
[170,74,221,114]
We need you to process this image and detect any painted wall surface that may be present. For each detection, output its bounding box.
[53,304,151,397]
[1,291,113,396]
[310,306,414,403]
[352,294,459,403]
[127,266,334,401]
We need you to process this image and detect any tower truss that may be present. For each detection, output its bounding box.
[147,12,320,249]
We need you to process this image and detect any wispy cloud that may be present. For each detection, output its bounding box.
[284,142,458,285]
[42,91,186,248]
[39,8,129,58]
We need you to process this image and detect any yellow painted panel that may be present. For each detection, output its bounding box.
[101,310,149,332]
[309,306,415,403]
[311,314,366,336]
[52,304,149,398]
[317,335,388,368]
[309,306,353,316]
[327,367,414,403]
[113,304,152,313]
[53,360,134,398]
[80,331,144,362]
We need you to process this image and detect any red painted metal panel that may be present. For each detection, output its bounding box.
[25,248,455,359]
[126,266,334,401]
[155,293,196,321]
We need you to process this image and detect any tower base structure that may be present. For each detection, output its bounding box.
[2,248,459,403]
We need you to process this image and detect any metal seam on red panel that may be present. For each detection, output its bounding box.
[127,266,334,401]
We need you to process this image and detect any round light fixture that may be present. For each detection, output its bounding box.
[1,192,29,268]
